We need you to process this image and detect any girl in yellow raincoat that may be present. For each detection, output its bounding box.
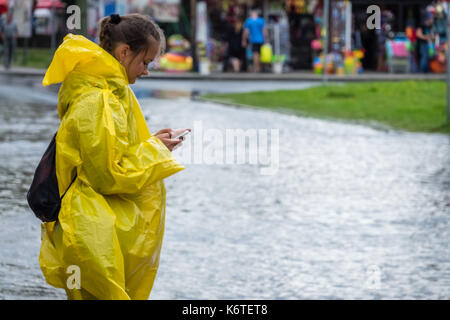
[39,13,189,300]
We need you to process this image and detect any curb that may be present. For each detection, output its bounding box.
[0,68,446,82]
[143,72,446,82]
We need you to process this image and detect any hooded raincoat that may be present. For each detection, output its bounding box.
[39,34,184,300]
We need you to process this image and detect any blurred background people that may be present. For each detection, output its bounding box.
[225,18,246,72]
[416,12,435,73]
[0,13,17,70]
[242,9,268,73]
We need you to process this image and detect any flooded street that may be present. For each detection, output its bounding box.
[0,76,449,299]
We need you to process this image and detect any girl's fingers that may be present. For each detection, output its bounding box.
[161,133,171,139]
[155,128,174,136]
[155,133,170,140]
[169,139,182,146]
[171,128,192,139]
[156,137,182,151]
[154,128,190,151]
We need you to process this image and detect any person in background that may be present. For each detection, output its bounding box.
[405,23,418,73]
[0,16,3,60]
[242,9,268,72]
[226,18,246,72]
[375,8,394,72]
[0,13,17,69]
[416,12,435,73]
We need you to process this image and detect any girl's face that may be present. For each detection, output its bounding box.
[114,39,160,84]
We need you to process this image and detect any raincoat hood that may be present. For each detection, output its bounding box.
[43,34,130,120]
[43,33,128,87]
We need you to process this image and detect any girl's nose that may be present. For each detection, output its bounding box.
[142,68,149,76]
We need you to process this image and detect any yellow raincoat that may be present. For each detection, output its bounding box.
[39,34,184,300]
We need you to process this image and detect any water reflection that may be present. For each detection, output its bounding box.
[132,88,192,100]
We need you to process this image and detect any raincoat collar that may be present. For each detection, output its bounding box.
[42,33,129,86]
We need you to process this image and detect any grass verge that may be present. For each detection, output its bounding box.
[202,81,450,134]
[12,47,53,69]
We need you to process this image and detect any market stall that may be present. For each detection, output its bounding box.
[351,0,443,73]
[33,0,66,36]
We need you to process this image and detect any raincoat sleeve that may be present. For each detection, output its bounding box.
[68,87,184,195]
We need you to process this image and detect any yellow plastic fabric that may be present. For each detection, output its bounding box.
[39,34,184,300]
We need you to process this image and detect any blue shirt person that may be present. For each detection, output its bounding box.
[244,15,265,44]
[242,10,268,72]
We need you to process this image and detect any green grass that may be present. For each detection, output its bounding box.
[12,47,53,69]
[202,81,450,134]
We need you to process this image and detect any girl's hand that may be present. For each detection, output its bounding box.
[170,128,191,140]
[153,128,179,151]
[170,128,191,151]
[153,128,191,151]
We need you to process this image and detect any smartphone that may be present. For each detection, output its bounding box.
[173,130,191,140]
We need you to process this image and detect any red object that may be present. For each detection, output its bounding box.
[430,59,446,73]
[0,0,8,14]
[35,0,66,9]
[406,26,417,43]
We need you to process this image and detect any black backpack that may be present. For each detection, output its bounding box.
[27,132,76,222]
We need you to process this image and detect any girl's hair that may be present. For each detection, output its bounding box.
[98,13,166,60]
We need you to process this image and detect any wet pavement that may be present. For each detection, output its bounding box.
[0,76,449,299]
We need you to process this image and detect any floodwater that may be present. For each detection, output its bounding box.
[0,77,449,299]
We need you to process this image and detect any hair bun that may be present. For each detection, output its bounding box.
[110,14,121,24]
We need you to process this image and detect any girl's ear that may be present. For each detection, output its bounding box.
[116,43,131,64]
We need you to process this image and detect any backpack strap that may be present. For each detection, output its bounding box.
[61,171,77,200]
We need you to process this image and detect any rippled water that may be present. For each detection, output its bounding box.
[0,78,449,299]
